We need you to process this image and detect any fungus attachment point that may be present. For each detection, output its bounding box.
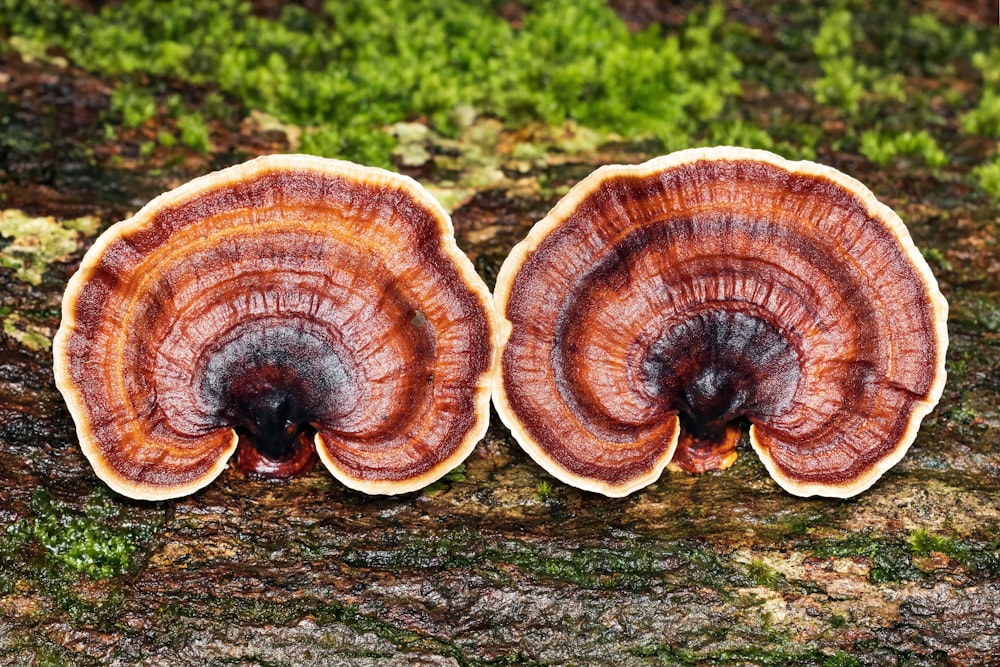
[220,358,321,478]
[494,147,948,498]
[668,424,741,475]
[54,155,495,500]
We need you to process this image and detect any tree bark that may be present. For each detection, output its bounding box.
[1,16,999,667]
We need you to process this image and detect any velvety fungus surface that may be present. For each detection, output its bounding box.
[493,147,948,498]
[54,155,495,500]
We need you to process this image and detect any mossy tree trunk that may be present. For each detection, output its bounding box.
[2,3,1000,666]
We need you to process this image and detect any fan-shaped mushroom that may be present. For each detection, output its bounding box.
[494,147,947,498]
[54,155,495,500]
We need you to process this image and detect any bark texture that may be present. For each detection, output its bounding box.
[1,4,999,666]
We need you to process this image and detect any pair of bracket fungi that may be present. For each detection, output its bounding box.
[53,148,948,501]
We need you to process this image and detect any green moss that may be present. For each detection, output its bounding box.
[746,558,782,588]
[763,507,835,537]
[6,0,995,183]
[28,487,162,580]
[748,2,992,162]
[910,529,956,557]
[922,247,953,273]
[893,13,978,76]
[42,579,128,630]
[2,313,51,351]
[808,6,909,118]
[630,643,862,666]
[109,83,157,128]
[972,157,1000,200]
[1,487,165,628]
[6,34,67,66]
[0,518,33,595]
[701,120,776,153]
[944,402,977,426]
[945,349,969,381]
[161,596,545,666]
[938,388,994,443]
[953,295,1000,333]
[420,463,467,496]
[910,529,1000,577]
[0,0,745,164]
[176,112,212,153]
[201,91,232,122]
[810,532,921,583]
[332,528,749,593]
[535,480,553,503]
[156,130,177,148]
[139,140,156,159]
[961,48,1000,138]
[859,129,948,168]
[962,89,1000,138]
[0,209,99,285]
[0,634,96,667]
[810,8,871,115]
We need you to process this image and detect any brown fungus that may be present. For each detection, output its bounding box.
[54,155,495,500]
[493,147,948,498]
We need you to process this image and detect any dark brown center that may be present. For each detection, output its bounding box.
[643,309,800,469]
[200,320,352,477]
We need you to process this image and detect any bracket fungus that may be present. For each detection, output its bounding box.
[54,155,495,500]
[493,147,948,498]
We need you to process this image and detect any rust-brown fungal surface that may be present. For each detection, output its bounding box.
[494,147,948,498]
[54,155,495,500]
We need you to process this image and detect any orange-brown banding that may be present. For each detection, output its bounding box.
[493,147,948,498]
[54,155,495,500]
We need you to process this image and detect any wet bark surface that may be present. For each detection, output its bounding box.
[1,3,999,666]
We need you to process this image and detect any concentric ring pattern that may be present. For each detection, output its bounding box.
[494,147,947,498]
[54,155,495,500]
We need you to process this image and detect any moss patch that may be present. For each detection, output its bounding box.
[630,643,862,666]
[806,528,1000,585]
[0,209,100,285]
[910,529,1000,578]
[859,129,947,169]
[329,527,751,593]
[1,312,51,351]
[961,47,1000,139]
[973,157,1000,200]
[746,558,784,588]
[1,487,165,628]
[4,0,999,210]
[2,0,748,165]
[809,532,922,584]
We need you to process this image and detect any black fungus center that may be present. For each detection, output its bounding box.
[644,309,800,440]
[200,322,350,463]
[224,365,312,461]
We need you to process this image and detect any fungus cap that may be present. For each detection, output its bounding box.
[54,154,495,500]
[493,146,948,498]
